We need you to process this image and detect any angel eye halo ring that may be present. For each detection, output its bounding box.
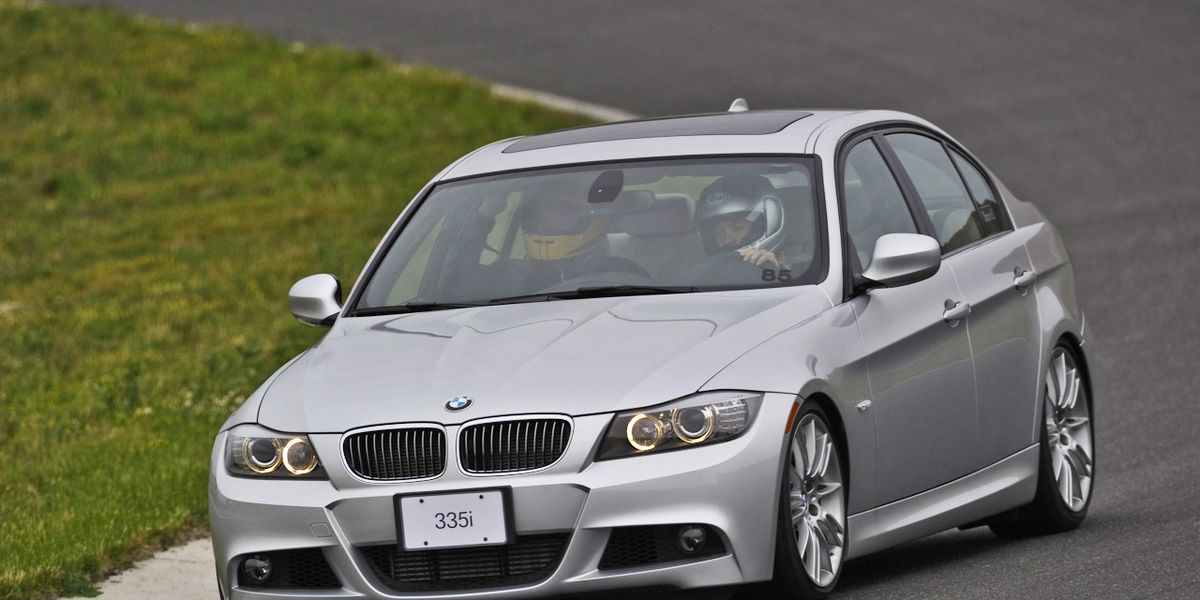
[626,413,666,451]
[282,437,319,475]
[672,405,716,444]
[241,437,283,474]
[599,392,763,460]
[226,425,327,479]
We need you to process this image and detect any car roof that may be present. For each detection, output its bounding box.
[440,109,929,181]
[503,110,814,153]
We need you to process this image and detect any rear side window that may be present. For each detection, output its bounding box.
[886,133,984,253]
[949,149,1007,237]
[841,139,918,269]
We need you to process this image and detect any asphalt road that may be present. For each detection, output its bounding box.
[58,1,1200,598]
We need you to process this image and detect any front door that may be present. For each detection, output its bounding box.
[851,271,979,505]
[840,133,980,507]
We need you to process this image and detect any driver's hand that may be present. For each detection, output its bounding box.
[739,248,780,266]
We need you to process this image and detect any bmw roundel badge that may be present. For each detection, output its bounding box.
[445,396,473,412]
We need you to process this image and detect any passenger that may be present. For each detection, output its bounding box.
[694,175,792,268]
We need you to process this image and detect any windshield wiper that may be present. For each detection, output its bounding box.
[488,285,700,305]
[350,302,486,317]
[352,286,701,315]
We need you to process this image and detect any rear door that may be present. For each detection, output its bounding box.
[839,133,980,507]
[883,131,1042,468]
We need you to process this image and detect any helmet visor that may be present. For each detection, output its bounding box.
[521,197,593,236]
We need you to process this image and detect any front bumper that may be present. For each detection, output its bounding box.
[209,393,795,599]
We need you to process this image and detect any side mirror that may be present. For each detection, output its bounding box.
[288,274,342,327]
[858,233,941,291]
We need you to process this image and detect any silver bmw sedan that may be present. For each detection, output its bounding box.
[210,105,1095,599]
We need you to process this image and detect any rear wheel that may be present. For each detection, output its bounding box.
[769,402,847,598]
[990,343,1094,537]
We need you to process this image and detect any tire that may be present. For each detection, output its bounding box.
[990,343,1095,538]
[767,401,848,598]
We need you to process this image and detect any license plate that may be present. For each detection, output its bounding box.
[395,489,511,551]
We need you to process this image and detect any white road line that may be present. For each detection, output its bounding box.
[64,538,216,600]
[490,82,638,123]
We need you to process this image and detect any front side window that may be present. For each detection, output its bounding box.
[352,157,823,313]
[886,133,984,253]
[841,139,918,269]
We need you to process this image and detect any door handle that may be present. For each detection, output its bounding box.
[943,299,971,326]
[1013,267,1037,293]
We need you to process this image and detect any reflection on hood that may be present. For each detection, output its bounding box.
[258,289,832,432]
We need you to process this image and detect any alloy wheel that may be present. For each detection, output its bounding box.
[787,413,846,588]
[1044,346,1093,512]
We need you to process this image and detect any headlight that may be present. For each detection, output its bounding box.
[226,424,327,479]
[597,391,762,460]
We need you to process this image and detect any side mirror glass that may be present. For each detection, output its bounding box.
[859,233,941,290]
[288,274,342,327]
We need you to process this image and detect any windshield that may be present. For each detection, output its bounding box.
[352,156,823,313]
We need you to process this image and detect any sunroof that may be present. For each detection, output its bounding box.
[503,110,812,153]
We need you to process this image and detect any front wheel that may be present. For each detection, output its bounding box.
[768,402,847,598]
[990,343,1094,537]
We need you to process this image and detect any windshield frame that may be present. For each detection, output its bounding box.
[344,153,828,316]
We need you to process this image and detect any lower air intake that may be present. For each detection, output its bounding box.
[360,534,569,592]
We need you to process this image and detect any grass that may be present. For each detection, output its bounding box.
[0,3,591,597]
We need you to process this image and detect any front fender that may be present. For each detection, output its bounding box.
[701,303,877,514]
[218,350,309,433]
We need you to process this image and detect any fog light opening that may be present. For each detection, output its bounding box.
[241,555,272,585]
[677,525,707,554]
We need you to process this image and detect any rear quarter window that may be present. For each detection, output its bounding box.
[949,149,1008,237]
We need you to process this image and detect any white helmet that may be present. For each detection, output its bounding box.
[695,175,787,255]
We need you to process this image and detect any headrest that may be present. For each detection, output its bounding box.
[621,193,695,237]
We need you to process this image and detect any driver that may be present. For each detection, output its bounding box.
[694,174,791,267]
[515,184,647,287]
[463,182,647,293]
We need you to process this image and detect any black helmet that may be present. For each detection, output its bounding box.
[695,175,786,255]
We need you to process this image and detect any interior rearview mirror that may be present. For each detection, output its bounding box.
[858,233,941,291]
[288,274,342,327]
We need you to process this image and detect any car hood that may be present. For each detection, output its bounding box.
[257,288,832,433]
